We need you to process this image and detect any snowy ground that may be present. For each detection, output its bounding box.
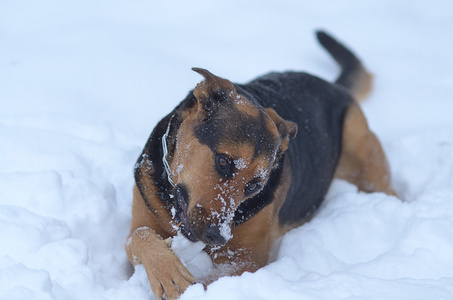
[1,1,453,299]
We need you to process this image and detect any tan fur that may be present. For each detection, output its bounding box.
[265,108,297,153]
[350,70,373,102]
[235,98,261,118]
[206,203,275,279]
[334,61,395,193]
[335,103,396,195]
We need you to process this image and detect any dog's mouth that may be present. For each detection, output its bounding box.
[174,186,198,242]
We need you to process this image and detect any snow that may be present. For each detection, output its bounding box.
[169,233,213,280]
[233,158,248,171]
[1,0,453,299]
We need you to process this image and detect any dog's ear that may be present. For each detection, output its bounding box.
[192,67,236,120]
[266,108,298,152]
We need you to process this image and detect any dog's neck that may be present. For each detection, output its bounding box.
[162,115,176,188]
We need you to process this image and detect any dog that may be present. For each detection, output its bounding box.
[126,31,396,300]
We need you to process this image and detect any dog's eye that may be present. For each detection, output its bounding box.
[218,156,229,168]
[215,154,234,177]
[245,181,261,195]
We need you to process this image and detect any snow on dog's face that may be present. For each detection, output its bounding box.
[169,68,297,245]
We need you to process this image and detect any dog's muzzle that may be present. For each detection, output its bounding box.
[174,184,228,246]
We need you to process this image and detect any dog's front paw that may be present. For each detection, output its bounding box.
[145,247,195,300]
[129,227,195,300]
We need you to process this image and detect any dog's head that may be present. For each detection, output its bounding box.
[170,68,297,245]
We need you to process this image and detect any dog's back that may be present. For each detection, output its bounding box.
[237,31,372,226]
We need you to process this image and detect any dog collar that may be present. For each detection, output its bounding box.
[162,115,176,188]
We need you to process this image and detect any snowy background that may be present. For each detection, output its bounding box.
[1,1,453,299]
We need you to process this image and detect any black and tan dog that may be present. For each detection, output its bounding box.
[126,31,396,299]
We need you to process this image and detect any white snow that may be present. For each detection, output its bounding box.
[169,233,214,281]
[1,1,453,299]
[233,158,248,170]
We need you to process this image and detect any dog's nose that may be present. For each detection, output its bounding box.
[204,224,227,245]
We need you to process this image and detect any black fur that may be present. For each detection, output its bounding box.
[239,73,353,225]
[194,99,278,159]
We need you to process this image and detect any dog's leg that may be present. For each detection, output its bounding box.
[335,104,396,196]
[126,185,195,300]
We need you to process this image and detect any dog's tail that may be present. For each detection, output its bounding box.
[316,30,373,102]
